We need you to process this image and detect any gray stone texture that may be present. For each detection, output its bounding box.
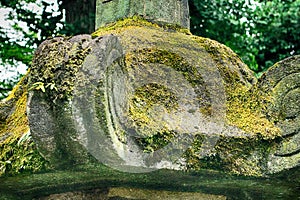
[258,55,300,173]
[27,35,124,167]
[95,0,190,29]
[24,21,299,175]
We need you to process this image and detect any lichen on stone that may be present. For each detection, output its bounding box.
[226,85,281,139]
[92,16,191,38]
[29,35,92,102]
[192,36,281,139]
[90,19,286,176]
[123,48,213,151]
[1,15,297,178]
[0,76,48,176]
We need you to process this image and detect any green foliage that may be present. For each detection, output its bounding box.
[0,79,17,99]
[189,0,300,74]
[0,0,95,99]
[253,0,300,73]
[0,0,63,99]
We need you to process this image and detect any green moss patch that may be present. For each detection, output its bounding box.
[0,76,48,176]
[226,85,280,139]
[92,16,191,38]
[30,36,91,102]
[129,83,179,128]
[124,48,214,152]
[184,134,279,176]
[136,130,177,153]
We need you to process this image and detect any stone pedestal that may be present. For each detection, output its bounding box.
[25,19,300,175]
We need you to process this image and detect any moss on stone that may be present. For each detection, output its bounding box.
[129,83,179,128]
[91,19,283,176]
[123,48,212,150]
[226,86,281,139]
[30,36,91,102]
[0,76,48,176]
[192,36,280,139]
[184,134,279,176]
[0,16,288,177]
[92,16,191,38]
[213,136,276,176]
[136,130,177,152]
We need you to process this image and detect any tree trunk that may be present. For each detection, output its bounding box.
[61,0,96,34]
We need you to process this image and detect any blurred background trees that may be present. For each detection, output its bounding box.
[0,0,95,98]
[189,0,300,73]
[0,0,299,99]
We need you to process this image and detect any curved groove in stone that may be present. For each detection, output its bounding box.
[274,148,300,157]
[279,128,300,138]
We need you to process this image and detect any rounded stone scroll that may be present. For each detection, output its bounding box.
[27,33,228,172]
[72,37,227,173]
[259,55,300,173]
[27,35,129,167]
[27,35,95,166]
[25,28,300,175]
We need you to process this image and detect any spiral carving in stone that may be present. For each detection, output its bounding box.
[259,55,300,173]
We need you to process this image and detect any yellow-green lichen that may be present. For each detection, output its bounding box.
[92,16,191,38]
[129,83,178,128]
[192,36,280,139]
[30,36,91,102]
[226,85,280,139]
[123,48,213,151]
[0,76,48,176]
[125,48,211,114]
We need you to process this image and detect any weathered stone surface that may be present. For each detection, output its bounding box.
[258,55,300,173]
[1,18,299,177]
[27,34,124,167]
[26,19,256,173]
[0,77,47,176]
[96,0,190,29]
[22,17,298,176]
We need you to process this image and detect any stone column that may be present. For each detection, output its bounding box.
[95,0,190,29]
